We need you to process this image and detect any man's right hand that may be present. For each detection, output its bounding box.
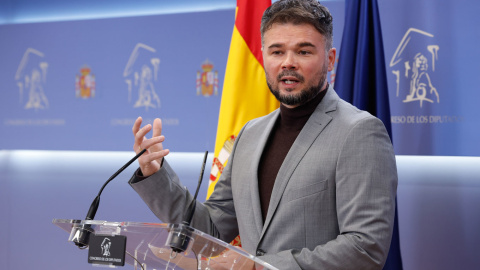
[132,117,170,177]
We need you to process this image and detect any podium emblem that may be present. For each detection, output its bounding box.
[88,234,126,266]
[100,237,111,256]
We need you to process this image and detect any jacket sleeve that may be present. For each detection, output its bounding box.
[128,125,248,243]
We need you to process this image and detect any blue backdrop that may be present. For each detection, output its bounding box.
[1,0,479,155]
[378,0,479,156]
[0,10,234,152]
[1,1,480,270]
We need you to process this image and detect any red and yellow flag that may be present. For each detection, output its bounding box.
[207,0,279,198]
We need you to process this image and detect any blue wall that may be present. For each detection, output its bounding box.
[1,1,479,269]
[0,0,236,24]
[1,0,479,155]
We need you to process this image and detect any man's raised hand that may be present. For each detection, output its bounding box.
[132,117,170,177]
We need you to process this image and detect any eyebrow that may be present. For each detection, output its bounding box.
[267,43,283,50]
[267,42,316,50]
[298,42,316,48]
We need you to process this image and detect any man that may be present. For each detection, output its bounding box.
[129,0,397,269]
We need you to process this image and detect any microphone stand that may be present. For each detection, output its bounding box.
[73,149,147,248]
[168,151,208,255]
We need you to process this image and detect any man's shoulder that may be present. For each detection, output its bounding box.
[331,97,383,129]
[320,87,375,122]
[337,99,372,117]
[244,108,279,129]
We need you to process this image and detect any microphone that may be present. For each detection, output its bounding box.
[168,151,208,254]
[73,149,147,249]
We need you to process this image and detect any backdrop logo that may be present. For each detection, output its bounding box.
[75,65,96,99]
[123,43,161,110]
[196,59,218,97]
[390,28,440,107]
[15,48,49,110]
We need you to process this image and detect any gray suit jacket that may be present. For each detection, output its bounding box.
[130,87,398,270]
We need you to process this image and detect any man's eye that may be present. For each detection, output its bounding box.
[299,50,311,55]
[271,50,283,55]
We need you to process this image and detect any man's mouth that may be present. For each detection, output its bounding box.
[283,79,298,85]
[280,76,301,86]
[277,71,304,86]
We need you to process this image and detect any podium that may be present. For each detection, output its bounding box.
[53,219,278,270]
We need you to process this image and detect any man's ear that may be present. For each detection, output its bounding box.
[327,48,336,72]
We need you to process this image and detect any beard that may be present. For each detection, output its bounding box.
[266,62,328,107]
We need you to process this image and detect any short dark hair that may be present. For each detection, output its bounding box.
[260,0,333,50]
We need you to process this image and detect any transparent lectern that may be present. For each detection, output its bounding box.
[53,219,278,270]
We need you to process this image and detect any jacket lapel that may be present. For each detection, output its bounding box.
[260,87,339,238]
[249,110,281,236]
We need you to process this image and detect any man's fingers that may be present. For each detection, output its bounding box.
[152,118,162,137]
[141,149,169,163]
[132,117,143,135]
[134,124,151,146]
[140,135,165,150]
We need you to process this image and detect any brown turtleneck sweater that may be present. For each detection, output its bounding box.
[258,86,328,222]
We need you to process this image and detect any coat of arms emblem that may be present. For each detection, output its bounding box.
[75,65,96,98]
[196,59,218,97]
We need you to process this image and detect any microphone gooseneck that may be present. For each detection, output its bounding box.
[86,149,147,221]
[169,151,208,254]
[73,149,147,249]
[182,150,208,226]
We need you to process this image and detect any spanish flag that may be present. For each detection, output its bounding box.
[207,0,279,199]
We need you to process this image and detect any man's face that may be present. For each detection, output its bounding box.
[262,23,336,108]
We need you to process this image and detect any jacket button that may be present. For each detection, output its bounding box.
[256,249,265,256]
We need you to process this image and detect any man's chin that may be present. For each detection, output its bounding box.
[277,94,304,106]
[279,87,302,94]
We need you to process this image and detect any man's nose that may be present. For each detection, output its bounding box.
[282,52,298,70]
